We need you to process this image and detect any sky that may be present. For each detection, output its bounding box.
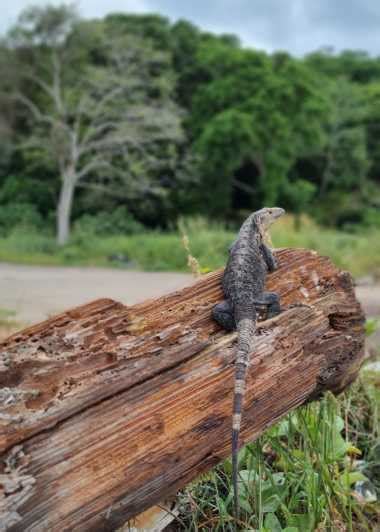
[2,0,380,56]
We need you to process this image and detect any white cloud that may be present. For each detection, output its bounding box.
[76,0,152,18]
[2,0,380,55]
[1,0,151,34]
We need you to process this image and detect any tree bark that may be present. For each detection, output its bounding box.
[0,249,365,531]
[57,172,75,246]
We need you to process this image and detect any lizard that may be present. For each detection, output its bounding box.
[212,207,285,519]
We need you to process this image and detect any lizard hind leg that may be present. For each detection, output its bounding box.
[263,291,281,319]
[254,291,281,319]
[212,299,236,331]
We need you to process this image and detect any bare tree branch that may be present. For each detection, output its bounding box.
[23,72,56,102]
[79,86,125,140]
[77,122,121,154]
[76,177,164,200]
[51,50,64,115]
[10,23,187,245]
[75,158,114,180]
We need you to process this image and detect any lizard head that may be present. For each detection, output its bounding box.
[253,207,285,229]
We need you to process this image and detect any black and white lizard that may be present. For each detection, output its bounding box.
[212,207,285,519]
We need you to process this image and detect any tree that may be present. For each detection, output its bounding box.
[1,9,380,232]
[6,5,185,244]
[306,49,380,84]
[190,47,327,216]
[279,179,316,230]
[319,78,368,197]
[364,82,380,185]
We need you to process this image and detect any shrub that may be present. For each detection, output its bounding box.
[177,384,379,531]
[5,226,57,254]
[0,202,43,236]
[73,207,144,238]
[362,207,380,229]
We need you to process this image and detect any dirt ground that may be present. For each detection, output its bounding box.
[0,262,379,348]
[0,263,191,324]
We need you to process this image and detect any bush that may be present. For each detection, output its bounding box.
[5,226,57,254]
[73,207,144,238]
[177,383,379,531]
[0,202,43,236]
[0,214,379,277]
[362,207,380,229]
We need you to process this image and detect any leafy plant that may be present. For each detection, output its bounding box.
[175,386,378,531]
[0,308,21,336]
[0,202,43,236]
[73,207,144,238]
[365,318,379,337]
[0,215,379,278]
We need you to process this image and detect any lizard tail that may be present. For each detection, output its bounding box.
[232,316,256,521]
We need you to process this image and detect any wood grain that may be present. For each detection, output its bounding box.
[0,249,365,531]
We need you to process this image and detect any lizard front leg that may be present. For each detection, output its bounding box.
[260,243,278,272]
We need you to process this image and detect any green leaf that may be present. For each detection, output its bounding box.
[238,470,271,491]
[217,497,228,516]
[264,513,282,532]
[339,470,368,488]
[365,318,379,336]
[275,419,291,436]
[272,472,286,486]
[290,449,306,461]
[238,496,253,514]
[262,494,282,513]
[333,415,345,433]
[287,513,313,531]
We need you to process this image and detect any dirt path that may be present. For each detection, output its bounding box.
[0,262,379,331]
[0,263,191,325]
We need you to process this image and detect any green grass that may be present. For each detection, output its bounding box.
[0,216,379,277]
[271,216,380,279]
[174,373,379,531]
[0,307,21,338]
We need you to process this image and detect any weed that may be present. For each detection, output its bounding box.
[175,381,379,531]
[0,215,379,277]
[0,308,21,339]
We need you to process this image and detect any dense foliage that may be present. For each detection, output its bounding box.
[0,4,380,242]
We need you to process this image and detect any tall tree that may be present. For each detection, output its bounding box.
[190,46,327,215]
[320,78,368,197]
[364,81,380,186]
[6,5,185,244]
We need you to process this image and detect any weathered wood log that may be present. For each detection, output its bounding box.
[0,249,365,531]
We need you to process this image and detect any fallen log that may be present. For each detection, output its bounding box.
[0,248,365,531]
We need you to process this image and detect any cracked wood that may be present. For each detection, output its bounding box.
[0,248,365,531]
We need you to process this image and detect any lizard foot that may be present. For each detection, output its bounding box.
[212,300,235,331]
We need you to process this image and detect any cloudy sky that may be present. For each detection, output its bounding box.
[2,0,380,56]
